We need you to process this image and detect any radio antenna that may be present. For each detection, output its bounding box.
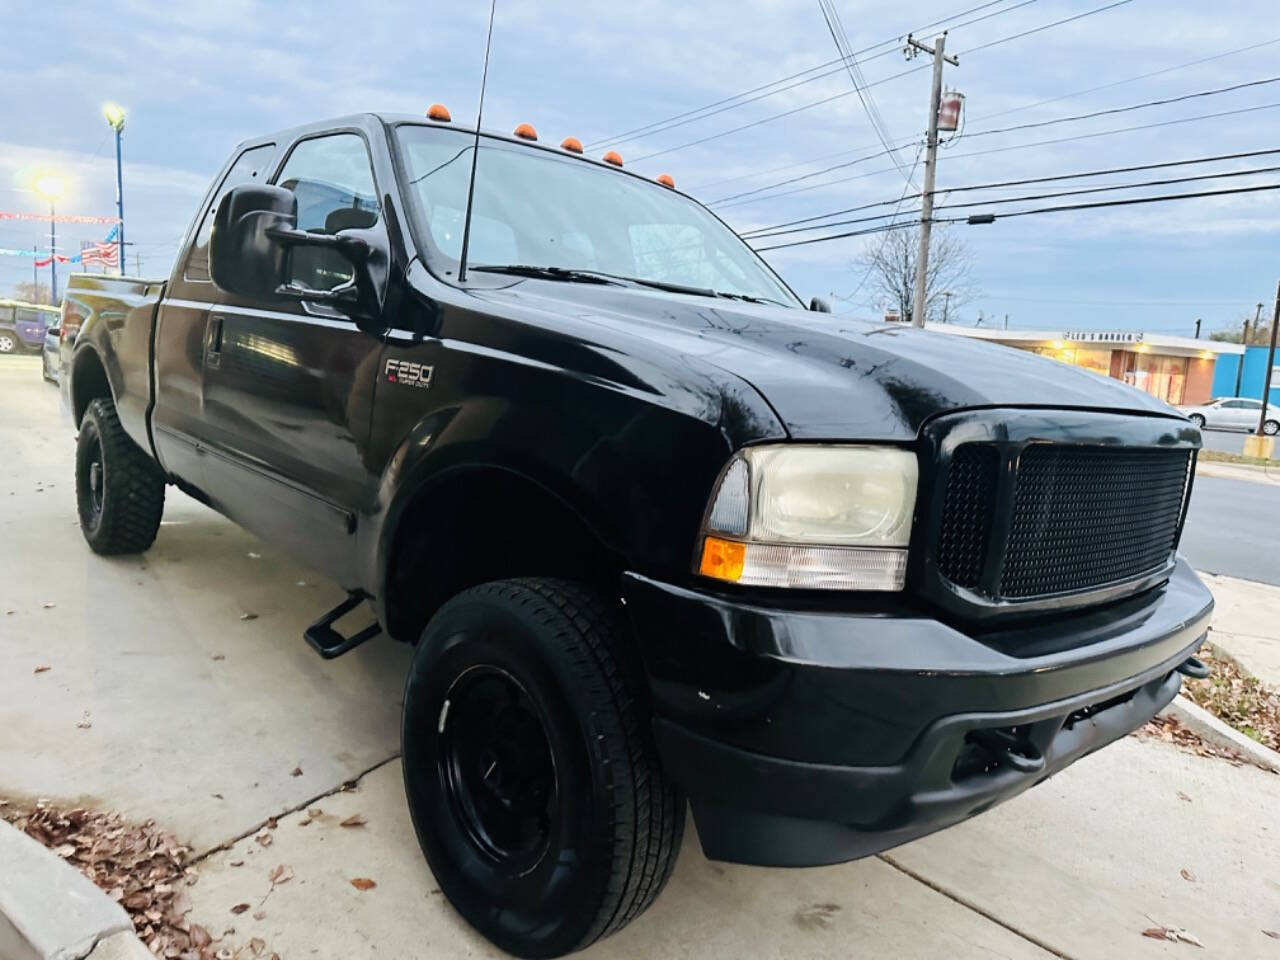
[456,0,497,283]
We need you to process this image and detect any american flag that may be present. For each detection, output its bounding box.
[80,240,120,268]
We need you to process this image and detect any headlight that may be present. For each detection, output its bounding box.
[696,445,917,591]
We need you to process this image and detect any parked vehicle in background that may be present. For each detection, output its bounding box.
[42,324,61,383]
[0,299,60,354]
[1178,396,1277,434]
[62,112,1215,959]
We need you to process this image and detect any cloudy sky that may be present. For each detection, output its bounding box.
[3,0,1278,335]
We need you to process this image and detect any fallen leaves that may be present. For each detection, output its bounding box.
[1179,868,1196,882]
[289,766,303,778]
[239,612,258,622]
[230,903,251,915]
[1141,925,1204,948]
[253,831,273,847]
[340,814,367,828]
[1180,643,1280,753]
[267,863,294,887]
[0,799,207,957]
[1136,715,1249,766]
[350,877,377,891]
[33,665,50,674]
[75,711,92,730]
[1263,930,1280,940]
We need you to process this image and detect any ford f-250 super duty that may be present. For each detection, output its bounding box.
[61,111,1214,958]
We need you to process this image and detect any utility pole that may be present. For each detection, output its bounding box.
[1003,313,1009,330]
[1255,280,1280,438]
[1193,317,1201,339]
[32,243,38,300]
[905,32,957,328]
[942,291,952,323]
[1236,303,1262,396]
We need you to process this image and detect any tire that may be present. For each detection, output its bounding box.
[0,331,17,354]
[75,397,166,555]
[1265,419,1279,436]
[1188,414,1205,429]
[402,578,684,959]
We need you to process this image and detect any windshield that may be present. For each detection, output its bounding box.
[395,124,800,306]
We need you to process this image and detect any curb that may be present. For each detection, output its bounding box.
[1194,461,1280,485]
[0,819,146,960]
[1161,695,1280,774]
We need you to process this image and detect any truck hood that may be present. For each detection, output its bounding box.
[474,281,1179,440]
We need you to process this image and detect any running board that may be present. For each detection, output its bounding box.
[304,592,382,659]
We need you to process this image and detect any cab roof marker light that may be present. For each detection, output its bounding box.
[561,136,584,153]
[426,103,452,122]
[602,150,623,167]
[513,123,538,141]
[656,173,676,188]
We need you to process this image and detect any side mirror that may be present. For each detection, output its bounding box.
[809,296,832,313]
[209,184,387,320]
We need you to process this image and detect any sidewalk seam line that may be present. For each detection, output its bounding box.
[188,753,400,864]
[877,852,1079,960]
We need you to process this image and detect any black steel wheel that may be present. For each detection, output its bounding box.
[75,397,166,554]
[402,578,684,959]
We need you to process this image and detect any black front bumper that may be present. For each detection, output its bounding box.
[621,558,1213,867]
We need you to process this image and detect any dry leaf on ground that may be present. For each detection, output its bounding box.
[231,903,251,915]
[340,814,367,828]
[267,863,294,886]
[350,877,377,891]
[33,665,50,674]
[1180,868,1195,882]
[290,766,303,777]
[1180,643,1280,752]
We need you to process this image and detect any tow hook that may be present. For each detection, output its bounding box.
[969,728,1046,774]
[1176,656,1210,680]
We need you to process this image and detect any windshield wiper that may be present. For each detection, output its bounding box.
[472,264,792,306]
[470,264,625,286]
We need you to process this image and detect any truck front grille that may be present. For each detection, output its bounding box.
[935,443,1193,602]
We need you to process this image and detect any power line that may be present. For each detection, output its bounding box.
[741,145,1280,235]
[632,0,1133,164]
[747,161,1280,239]
[586,0,1029,150]
[713,74,1280,207]
[716,99,1280,209]
[754,180,1280,251]
[691,35,1280,196]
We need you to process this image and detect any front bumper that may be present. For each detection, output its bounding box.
[621,558,1213,867]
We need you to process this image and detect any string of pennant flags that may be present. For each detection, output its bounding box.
[0,211,121,225]
[0,224,120,268]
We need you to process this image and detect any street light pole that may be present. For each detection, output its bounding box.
[49,201,57,306]
[104,104,127,273]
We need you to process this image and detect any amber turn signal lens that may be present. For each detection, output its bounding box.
[560,136,584,153]
[602,150,623,167]
[513,122,538,141]
[699,536,746,583]
[656,173,675,188]
[426,103,452,122]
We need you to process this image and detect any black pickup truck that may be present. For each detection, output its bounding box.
[61,111,1213,958]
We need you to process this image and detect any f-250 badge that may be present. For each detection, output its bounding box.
[385,358,434,388]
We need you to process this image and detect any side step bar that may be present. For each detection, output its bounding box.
[304,592,382,659]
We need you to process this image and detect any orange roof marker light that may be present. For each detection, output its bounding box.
[656,173,676,189]
[426,103,452,122]
[602,150,623,167]
[560,136,583,154]
[513,123,538,141]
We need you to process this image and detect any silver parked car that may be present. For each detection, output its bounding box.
[1179,396,1278,434]
[41,325,60,383]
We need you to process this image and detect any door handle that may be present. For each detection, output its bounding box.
[205,315,224,369]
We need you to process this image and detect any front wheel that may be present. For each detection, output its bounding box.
[402,579,684,959]
[0,331,18,354]
[1188,413,1205,429]
[1264,419,1279,436]
[76,397,166,554]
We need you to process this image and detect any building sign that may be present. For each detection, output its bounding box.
[1062,331,1145,344]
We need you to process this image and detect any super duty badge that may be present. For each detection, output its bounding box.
[385,358,434,389]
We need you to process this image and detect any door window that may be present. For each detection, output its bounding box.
[184,144,277,282]
[274,133,379,293]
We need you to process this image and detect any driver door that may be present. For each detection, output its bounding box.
[197,131,387,586]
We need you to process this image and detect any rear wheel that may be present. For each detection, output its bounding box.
[1265,419,1279,436]
[75,397,166,554]
[402,578,684,959]
[0,331,18,354]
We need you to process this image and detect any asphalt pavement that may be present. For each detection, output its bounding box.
[1181,473,1280,585]
[1197,428,1250,456]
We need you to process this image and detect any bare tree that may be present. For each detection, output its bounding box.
[11,282,52,305]
[855,225,975,322]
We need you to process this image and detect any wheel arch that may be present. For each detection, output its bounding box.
[70,345,113,427]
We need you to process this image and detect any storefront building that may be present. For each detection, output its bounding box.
[927,326,1244,406]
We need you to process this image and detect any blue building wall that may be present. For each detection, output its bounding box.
[1209,345,1280,402]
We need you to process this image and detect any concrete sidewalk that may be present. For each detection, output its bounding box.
[1201,572,1280,687]
[1195,459,1280,486]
